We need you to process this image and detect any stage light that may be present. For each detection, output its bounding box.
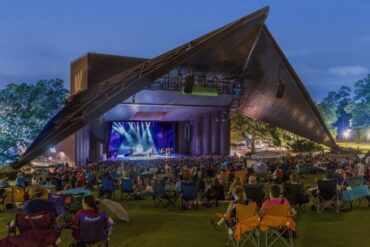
[343,129,351,139]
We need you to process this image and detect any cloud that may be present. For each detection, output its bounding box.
[327,65,369,76]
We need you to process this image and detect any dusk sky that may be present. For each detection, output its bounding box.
[1,0,369,101]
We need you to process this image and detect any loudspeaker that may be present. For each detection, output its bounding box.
[276,82,285,99]
[183,74,194,94]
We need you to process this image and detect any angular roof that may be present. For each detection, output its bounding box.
[14,6,336,168]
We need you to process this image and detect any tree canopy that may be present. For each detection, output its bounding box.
[319,74,370,142]
[0,79,68,164]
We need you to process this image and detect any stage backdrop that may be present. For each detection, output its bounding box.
[108,121,175,156]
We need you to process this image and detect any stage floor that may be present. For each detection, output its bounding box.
[108,154,185,161]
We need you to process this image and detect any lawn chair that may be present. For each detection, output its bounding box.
[100,178,116,200]
[0,188,6,210]
[6,210,62,247]
[244,183,265,208]
[259,203,296,247]
[153,181,165,208]
[11,186,25,205]
[234,170,247,183]
[181,182,198,209]
[70,212,109,247]
[120,178,134,199]
[163,187,177,208]
[346,177,364,187]
[48,193,66,217]
[315,179,340,213]
[283,183,308,213]
[68,193,84,214]
[219,203,260,247]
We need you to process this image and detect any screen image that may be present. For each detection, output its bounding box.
[109,121,175,156]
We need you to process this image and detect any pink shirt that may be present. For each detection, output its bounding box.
[261,197,290,214]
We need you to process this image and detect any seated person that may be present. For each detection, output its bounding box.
[72,195,113,240]
[248,175,258,185]
[15,172,26,187]
[260,184,296,216]
[0,188,6,204]
[24,181,31,201]
[22,185,57,215]
[211,186,250,229]
[0,176,9,188]
[205,178,225,207]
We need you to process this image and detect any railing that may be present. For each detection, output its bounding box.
[148,73,243,95]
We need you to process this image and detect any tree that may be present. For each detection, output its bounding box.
[351,74,370,141]
[230,113,281,152]
[332,86,352,138]
[317,91,340,137]
[0,79,69,164]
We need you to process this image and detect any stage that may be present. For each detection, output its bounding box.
[107,154,186,161]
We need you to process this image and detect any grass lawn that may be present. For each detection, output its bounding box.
[336,142,370,153]
[0,176,369,247]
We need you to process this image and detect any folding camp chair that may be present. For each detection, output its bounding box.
[70,212,109,247]
[218,203,260,247]
[11,186,25,205]
[259,203,296,247]
[346,177,364,187]
[163,188,177,208]
[314,179,340,213]
[153,181,165,208]
[100,178,116,200]
[0,188,6,210]
[234,170,247,183]
[120,178,134,199]
[283,183,308,213]
[181,182,198,209]
[68,193,84,214]
[244,184,265,207]
[220,171,230,187]
[7,210,62,247]
[48,193,66,217]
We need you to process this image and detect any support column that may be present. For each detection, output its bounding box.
[75,124,90,164]
[220,119,230,156]
[202,114,211,155]
[211,112,221,155]
[192,117,203,155]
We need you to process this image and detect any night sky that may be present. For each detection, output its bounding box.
[1,0,369,101]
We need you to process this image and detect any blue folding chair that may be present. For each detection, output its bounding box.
[100,178,115,200]
[181,182,198,209]
[121,178,134,199]
[70,212,109,247]
[153,181,165,208]
[48,193,66,217]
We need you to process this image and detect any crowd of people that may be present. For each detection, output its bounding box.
[0,153,369,245]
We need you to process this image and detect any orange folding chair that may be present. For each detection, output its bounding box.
[11,186,25,204]
[216,203,260,247]
[219,171,230,187]
[233,203,260,247]
[234,170,247,183]
[259,203,296,247]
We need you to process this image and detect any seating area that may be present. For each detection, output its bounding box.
[0,154,369,246]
